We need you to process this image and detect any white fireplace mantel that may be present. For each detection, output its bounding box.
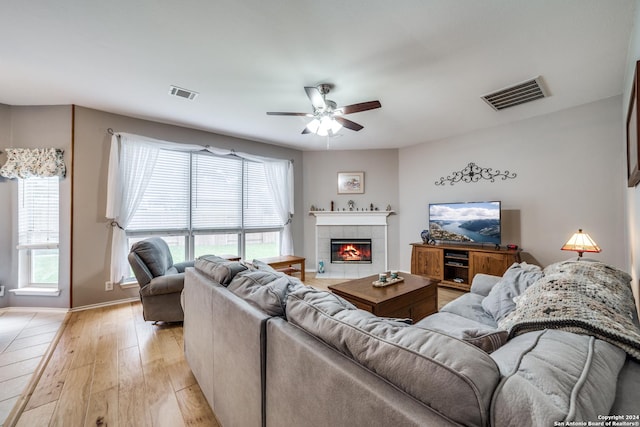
[309,210,395,226]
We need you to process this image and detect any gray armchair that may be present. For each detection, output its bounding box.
[128,237,194,322]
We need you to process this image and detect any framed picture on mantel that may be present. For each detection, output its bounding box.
[337,172,364,194]
[627,60,640,187]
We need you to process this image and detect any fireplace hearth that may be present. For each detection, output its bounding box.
[331,239,372,264]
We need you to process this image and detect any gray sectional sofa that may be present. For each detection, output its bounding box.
[183,256,640,427]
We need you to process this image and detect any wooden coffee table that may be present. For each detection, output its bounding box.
[328,273,439,322]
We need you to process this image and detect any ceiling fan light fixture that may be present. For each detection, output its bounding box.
[329,117,343,134]
[267,84,381,136]
[311,116,342,136]
[316,118,329,136]
[321,116,342,134]
[306,118,321,133]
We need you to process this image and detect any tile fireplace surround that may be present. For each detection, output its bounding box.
[311,211,394,279]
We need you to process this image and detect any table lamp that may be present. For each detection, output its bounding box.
[561,229,601,259]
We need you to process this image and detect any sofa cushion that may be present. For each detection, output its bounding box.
[440,292,498,327]
[416,311,494,332]
[286,287,500,427]
[610,358,640,414]
[461,329,508,353]
[490,329,626,426]
[470,273,502,296]
[195,255,248,286]
[415,312,505,352]
[481,262,543,321]
[227,270,303,316]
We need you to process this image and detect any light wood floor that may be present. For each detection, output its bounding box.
[6,274,463,427]
[8,302,218,427]
[0,310,67,427]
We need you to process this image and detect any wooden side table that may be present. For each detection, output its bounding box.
[256,255,306,281]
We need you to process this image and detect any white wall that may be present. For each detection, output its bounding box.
[302,149,400,271]
[398,97,625,274]
[623,0,640,314]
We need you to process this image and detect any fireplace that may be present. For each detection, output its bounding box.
[331,239,372,264]
[312,211,393,278]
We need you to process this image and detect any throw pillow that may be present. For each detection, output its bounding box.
[481,262,543,322]
[461,328,508,353]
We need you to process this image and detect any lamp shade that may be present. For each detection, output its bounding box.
[561,229,601,257]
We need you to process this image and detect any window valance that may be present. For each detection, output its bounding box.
[0,148,66,179]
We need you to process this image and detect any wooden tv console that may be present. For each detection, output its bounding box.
[410,243,521,292]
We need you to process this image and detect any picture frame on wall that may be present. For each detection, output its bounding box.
[627,60,640,188]
[337,172,365,194]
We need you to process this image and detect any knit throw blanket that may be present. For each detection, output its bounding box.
[498,260,640,361]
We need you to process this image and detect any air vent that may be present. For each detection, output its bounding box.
[169,85,199,100]
[481,76,548,111]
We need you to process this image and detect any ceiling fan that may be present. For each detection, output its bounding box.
[267,84,381,136]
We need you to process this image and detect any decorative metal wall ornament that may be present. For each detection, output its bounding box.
[435,162,517,186]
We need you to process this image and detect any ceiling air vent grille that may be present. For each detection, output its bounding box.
[481,76,548,111]
[169,85,198,100]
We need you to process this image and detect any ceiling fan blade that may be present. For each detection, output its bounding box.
[266,112,311,116]
[334,116,364,131]
[338,100,381,115]
[304,86,326,110]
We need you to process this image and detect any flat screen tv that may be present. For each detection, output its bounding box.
[428,201,501,245]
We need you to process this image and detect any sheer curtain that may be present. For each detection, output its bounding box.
[262,159,294,255]
[105,134,160,283]
[105,132,295,282]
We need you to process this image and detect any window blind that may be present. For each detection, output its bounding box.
[127,149,285,234]
[192,152,242,230]
[18,177,59,245]
[127,150,190,232]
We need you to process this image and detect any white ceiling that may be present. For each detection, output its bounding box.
[0,0,635,151]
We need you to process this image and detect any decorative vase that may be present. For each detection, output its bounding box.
[318,260,325,274]
[421,229,430,244]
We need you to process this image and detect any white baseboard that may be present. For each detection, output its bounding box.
[0,306,69,314]
[0,297,140,314]
[71,297,140,312]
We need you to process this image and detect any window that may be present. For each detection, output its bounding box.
[193,233,239,259]
[126,150,283,262]
[245,231,280,260]
[18,177,59,288]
